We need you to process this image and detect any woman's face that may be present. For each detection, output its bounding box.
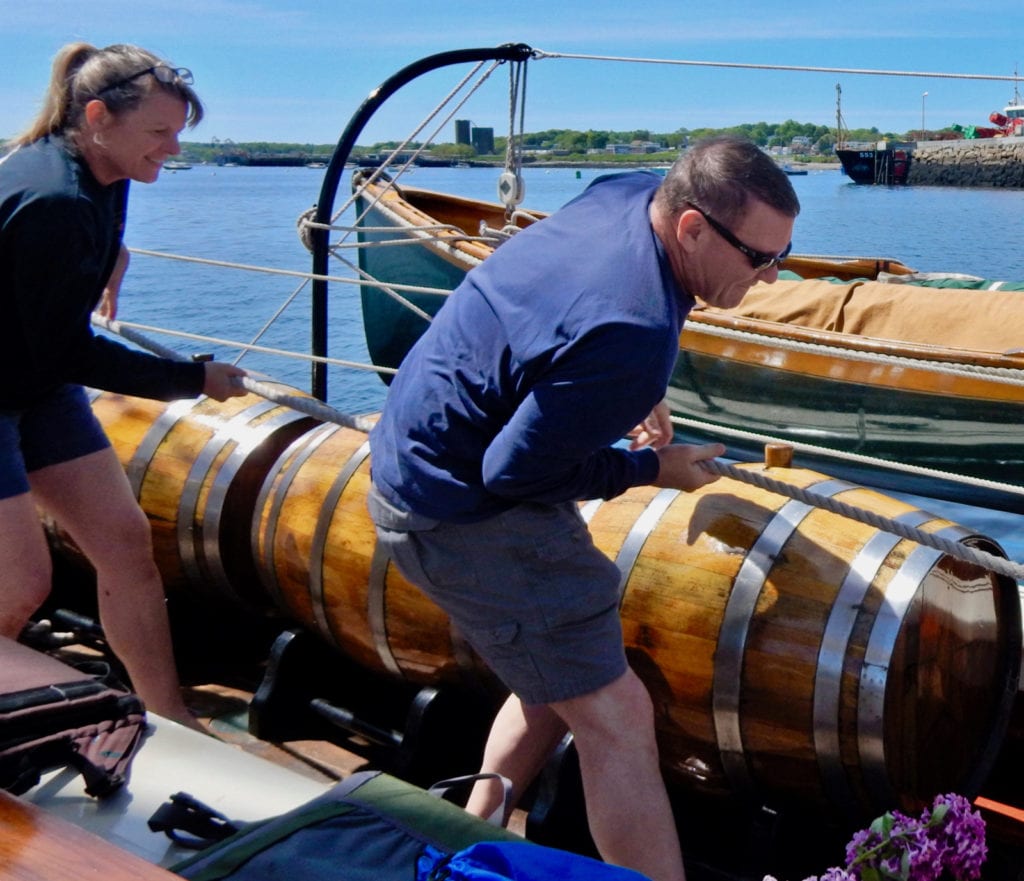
[81,90,187,185]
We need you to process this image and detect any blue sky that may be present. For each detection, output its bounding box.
[2,1,1022,145]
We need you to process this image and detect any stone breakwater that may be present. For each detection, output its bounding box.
[908,137,1024,187]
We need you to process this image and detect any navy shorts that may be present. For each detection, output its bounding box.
[368,484,627,705]
[0,385,111,500]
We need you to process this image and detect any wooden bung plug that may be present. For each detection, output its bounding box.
[764,443,793,469]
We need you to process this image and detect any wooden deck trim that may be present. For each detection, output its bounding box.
[0,788,178,880]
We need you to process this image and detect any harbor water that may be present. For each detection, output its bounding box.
[119,163,1024,564]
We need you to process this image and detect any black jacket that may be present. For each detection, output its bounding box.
[0,136,204,410]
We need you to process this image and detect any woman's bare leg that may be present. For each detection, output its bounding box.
[29,447,204,732]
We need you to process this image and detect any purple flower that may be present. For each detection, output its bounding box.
[927,794,987,880]
[803,793,988,881]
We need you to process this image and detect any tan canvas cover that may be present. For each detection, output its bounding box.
[713,279,1024,355]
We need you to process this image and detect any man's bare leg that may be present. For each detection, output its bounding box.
[465,693,568,822]
[551,669,686,881]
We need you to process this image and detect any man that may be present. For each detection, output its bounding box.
[368,135,799,881]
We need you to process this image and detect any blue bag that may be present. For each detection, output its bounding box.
[418,840,653,880]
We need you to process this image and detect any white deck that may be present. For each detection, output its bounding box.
[24,715,332,869]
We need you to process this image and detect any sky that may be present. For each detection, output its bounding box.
[1,1,1022,146]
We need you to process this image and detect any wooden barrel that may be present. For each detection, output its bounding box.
[251,419,495,689]
[253,431,1021,820]
[80,387,319,608]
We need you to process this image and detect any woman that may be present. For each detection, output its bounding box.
[0,43,246,731]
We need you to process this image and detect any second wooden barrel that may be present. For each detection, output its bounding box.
[252,428,1020,821]
[87,387,318,607]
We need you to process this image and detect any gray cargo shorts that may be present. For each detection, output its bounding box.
[367,484,626,705]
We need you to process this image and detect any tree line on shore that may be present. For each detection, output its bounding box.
[176,119,918,165]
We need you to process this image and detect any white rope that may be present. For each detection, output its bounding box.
[91,315,377,432]
[127,247,453,297]
[670,413,1024,501]
[93,314,1022,578]
[92,314,395,377]
[707,459,1024,582]
[531,49,1023,84]
[238,377,376,433]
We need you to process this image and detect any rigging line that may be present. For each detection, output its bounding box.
[309,222,482,235]
[334,65,490,222]
[127,247,453,296]
[670,412,1024,499]
[531,49,1022,84]
[328,60,506,230]
[91,316,379,432]
[301,211,508,256]
[232,275,311,369]
[92,314,396,377]
[347,81,488,214]
[333,58,514,254]
[706,459,1024,582]
[304,219,512,246]
[331,252,437,323]
[331,236,501,251]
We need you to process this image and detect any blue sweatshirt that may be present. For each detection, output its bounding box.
[370,171,693,523]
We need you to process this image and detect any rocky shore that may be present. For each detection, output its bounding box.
[908,137,1024,187]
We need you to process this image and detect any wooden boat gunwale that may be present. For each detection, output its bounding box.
[358,179,1024,371]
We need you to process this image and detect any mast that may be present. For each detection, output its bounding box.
[835,83,848,148]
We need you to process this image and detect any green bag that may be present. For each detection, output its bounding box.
[153,770,521,881]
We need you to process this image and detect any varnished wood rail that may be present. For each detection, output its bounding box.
[0,789,177,880]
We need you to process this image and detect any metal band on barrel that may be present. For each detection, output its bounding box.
[178,399,278,587]
[814,508,935,816]
[201,408,316,599]
[366,540,404,677]
[858,523,972,807]
[125,397,201,497]
[252,422,340,608]
[613,488,680,598]
[310,440,372,646]
[713,478,853,796]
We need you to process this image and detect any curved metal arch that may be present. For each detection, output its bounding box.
[310,44,536,400]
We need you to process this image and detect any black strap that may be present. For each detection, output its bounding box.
[147,791,242,849]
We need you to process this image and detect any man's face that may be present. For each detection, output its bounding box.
[685,200,795,309]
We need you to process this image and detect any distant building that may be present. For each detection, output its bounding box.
[455,119,471,146]
[605,141,665,155]
[471,126,494,155]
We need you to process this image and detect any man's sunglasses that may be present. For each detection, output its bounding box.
[691,205,791,272]
[98,65,194,95]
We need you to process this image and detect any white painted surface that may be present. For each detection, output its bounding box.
[25,715,331,868]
